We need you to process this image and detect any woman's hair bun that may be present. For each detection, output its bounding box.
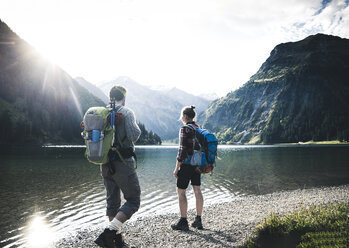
[181,105,196,120]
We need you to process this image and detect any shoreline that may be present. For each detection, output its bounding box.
[35,140,349,147]
[55,184,349,248]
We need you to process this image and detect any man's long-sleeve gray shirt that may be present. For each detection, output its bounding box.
[115,106,141,147]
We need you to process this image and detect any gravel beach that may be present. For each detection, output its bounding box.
[56,185,349,248]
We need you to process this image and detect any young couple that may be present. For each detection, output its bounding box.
[94,86,204,248]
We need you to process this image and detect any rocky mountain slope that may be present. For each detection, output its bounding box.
[201,34,349,144]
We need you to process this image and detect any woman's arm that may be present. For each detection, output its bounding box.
[174,126,186,179]
[173,160,182,179]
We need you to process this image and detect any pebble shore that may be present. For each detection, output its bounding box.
[56,185,349,248]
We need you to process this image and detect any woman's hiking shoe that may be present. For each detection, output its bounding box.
[191,217,203,230]
[171,218,189,231]
[94,228,129,248]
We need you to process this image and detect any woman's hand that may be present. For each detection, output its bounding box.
[173,161,181,179]
[173,167,179,179]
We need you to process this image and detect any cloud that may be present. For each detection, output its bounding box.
[196,0,348,40]
[276,0,349,40]
[1,0,348,96]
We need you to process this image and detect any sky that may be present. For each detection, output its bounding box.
[1,0,349,96]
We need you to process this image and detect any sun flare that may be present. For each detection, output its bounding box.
[25,214,54,248]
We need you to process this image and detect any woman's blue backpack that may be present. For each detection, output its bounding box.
[186,124,218,173]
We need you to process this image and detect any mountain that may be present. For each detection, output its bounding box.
[201,33,349,144]
[0,19,105,144]
[97,77,211,140]
[75,77,109,104]
[75,77,163,144]
[198,93,219,101]
[162,87,212,111]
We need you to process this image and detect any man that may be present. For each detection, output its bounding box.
[172,105,204,231]
[95,86,141,248]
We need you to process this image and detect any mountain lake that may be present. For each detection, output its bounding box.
[0,144,349,247]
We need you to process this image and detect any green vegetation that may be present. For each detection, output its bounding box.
[136,122,162,145]
[244,203,349,248]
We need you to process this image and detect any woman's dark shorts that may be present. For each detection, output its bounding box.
[177,164,201,189]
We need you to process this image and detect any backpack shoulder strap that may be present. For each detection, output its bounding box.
[110,105,124,147]
[184,124,202,150]
[185,124,197,131]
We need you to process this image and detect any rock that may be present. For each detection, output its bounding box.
[55,185,349,248]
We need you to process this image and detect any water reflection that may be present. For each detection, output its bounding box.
[25,214,54,248]
[216,145,349,194]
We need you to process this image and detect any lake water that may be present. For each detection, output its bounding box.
[0,144,349,247]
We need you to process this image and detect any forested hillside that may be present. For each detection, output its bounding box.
[136,122,162,145]
[0,20,101,144]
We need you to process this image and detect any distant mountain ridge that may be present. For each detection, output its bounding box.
[75,77,109,104]
[201,33,349,144]
[97,76,211,140]
[198,92,219,101]
[149,85,219,101]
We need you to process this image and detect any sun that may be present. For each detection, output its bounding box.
[32,38,64,66]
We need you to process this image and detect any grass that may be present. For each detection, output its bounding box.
[300,140,349,145]
[275,140,349,145]
[244,203,349,248]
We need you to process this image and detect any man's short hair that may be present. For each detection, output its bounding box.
[110,86,127,101]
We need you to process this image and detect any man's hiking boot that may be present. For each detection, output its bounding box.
[114,233,129,248]
[191,216,203,230]
[94,228,129,248]
[171,218,189,231]
[94,228,116,248]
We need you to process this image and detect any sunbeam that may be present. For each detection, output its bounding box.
[69,86,83,118]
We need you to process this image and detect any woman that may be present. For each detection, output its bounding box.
[171,105,204,231]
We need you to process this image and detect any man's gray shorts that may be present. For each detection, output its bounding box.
[100,158,141,219]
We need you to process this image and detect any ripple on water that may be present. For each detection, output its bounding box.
[4,145,347,247]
